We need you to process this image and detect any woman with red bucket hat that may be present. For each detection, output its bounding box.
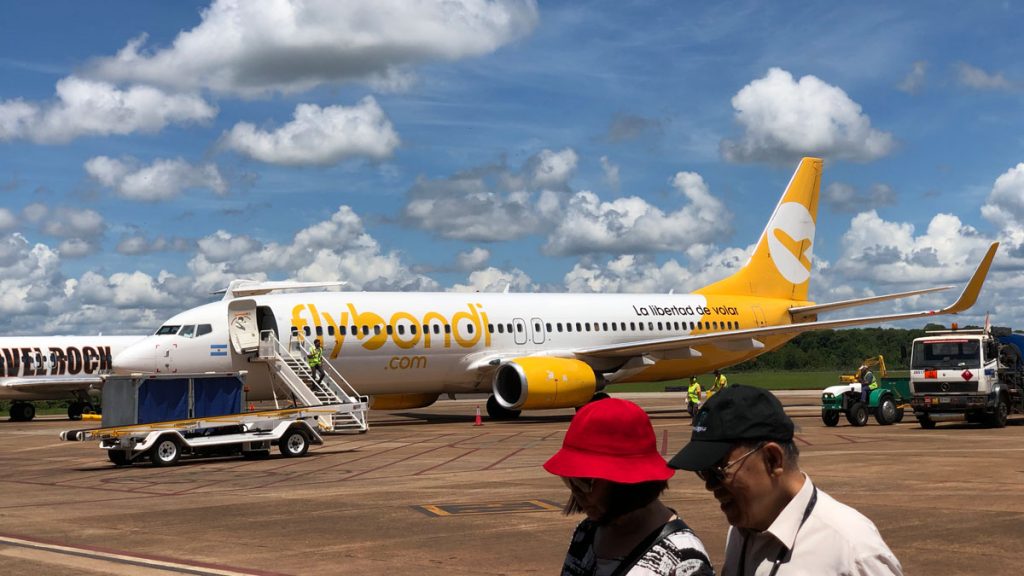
[544,398,714,576]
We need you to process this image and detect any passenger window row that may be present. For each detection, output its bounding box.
[288,319,740,339]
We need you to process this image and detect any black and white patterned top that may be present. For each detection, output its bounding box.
[560,517,715,576]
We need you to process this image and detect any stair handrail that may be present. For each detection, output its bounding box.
[261,330,363,404]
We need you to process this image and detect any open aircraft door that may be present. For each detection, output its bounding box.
[227,299,260,354]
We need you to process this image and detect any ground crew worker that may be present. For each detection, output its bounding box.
[687,376,702,417]
[308,339,325,385]
[858,365,877,405]
[707,369,727,399]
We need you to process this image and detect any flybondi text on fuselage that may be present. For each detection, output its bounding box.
[290,302,491,358]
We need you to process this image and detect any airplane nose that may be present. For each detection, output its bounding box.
[113,342,157,374]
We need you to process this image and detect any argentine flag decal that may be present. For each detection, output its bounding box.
[210,344,228,357]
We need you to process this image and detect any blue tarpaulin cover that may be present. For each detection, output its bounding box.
[138,378,189,424]
[193,376,243,417]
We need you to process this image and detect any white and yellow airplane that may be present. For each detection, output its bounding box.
[1,335,145,420]
[113,158,999,419]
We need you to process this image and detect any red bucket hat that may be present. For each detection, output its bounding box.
[543,398,674,484]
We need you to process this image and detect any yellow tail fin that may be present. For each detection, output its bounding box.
[696,157,822,301]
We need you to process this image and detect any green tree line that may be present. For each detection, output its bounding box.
[730,323,992,372]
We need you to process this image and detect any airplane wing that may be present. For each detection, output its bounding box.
[0,375,105,395]
[576,242,999,359]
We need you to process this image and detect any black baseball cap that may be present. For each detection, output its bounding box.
[668,384,794,471]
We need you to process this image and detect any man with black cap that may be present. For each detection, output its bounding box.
[669,384,902,575]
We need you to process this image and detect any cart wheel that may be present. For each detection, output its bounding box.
[150,437,181,466]
[846,402,868,427]
[280,428,309,458]
[874,397,897,426]
[821,410,840,427]
[107,450,132,466]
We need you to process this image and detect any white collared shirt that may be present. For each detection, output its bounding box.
[722,474,902,576]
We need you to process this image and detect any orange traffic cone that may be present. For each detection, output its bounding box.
[474,405,483,426]
[248,402,255,412]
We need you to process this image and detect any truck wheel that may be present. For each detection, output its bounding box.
[917,415,936,429]
[875,397,897,426]
[846,402,868,427]
[988,396,1009,428]
[107,450,131,466]
[280,428,309,457]
[893,407,905,424]
[150,437,181,466]
[821,410,840,427]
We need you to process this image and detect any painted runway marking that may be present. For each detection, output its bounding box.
[413,499,562,517]
[0,533,290,576]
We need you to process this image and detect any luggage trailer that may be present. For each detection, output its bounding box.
[60,372,341,466]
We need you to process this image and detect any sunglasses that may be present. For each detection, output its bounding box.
[695,442,766,484]
[561,477,594,493]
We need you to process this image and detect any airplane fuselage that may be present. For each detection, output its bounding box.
[0,336,145,401]
[114,291,806,399]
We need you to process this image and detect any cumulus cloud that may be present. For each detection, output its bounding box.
[600,156,620,190]
[824,181,896,213]
[720,68,894,163]
[455,247,491,271]
[399,152,565,239]
[981,163,1024,231]
[834,210,992,284]
[0,208,16,231]
[88,0,539,97]
[85,156,227,201]
[188,206,436,294]
[449,266,535,293]
[898,61,928,94]
[221,98,399,166]
[116,234,192,255]
[955,62,1012,90]
[543,170,729,256]
[527,148,578,190]
[0,76,215,144]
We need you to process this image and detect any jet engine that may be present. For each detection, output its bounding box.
[493,357,597,410]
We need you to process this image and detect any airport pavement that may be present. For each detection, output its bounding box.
[1,392,1022,575]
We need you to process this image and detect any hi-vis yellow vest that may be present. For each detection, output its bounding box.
[688,380,701,403]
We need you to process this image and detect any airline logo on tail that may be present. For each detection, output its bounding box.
[767,202,815,284]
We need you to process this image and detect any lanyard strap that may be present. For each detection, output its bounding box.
[737,486,818,576]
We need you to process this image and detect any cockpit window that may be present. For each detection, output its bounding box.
[179,325,196,338]
[196,324,212,337]
[156,325,181,335]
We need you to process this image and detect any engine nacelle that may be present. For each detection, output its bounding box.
[493,357,597,410]
[369,393,440,410]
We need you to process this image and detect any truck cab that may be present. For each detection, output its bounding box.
[909,329,1024,428]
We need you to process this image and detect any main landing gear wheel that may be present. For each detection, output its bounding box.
[150,437,181,466]
[279,429,309,457]
[821,410,840,427]
[10,402,36,422]
[846,402,868,427]
[68,401,95,421]
[486,395,522,420]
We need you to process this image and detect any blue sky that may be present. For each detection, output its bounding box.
[2,0,1023,335]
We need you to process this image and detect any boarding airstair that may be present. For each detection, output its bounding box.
[257,330,369,433]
